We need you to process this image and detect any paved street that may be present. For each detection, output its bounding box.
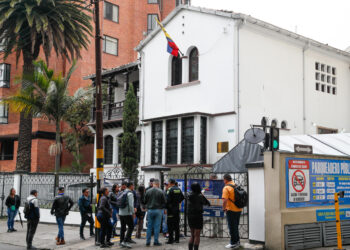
[0,219,264,250]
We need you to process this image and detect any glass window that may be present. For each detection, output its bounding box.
[117,133,123,164]
[171,57,182,86]
[0,140,14,160]
[104,2,119,22]
[151,121,163,164]
[0,103,8,124]
[166,119,178,164]
[147,14,159,33]
[189,48,198,82]
[104,135,113,164]
[103,36,118,55]
[148,0,159,3]
[0,64,10,88]
[181,117,194,164]
[200,117,207,164]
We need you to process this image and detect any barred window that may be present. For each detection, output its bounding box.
[0,64,10,88]
[104,135,113,164]
[200,116,207,164]
[0,103,8,124]
[166,119,178,164]
[189,48,198,82]
[152,121,163,164]
[181,117,194,164]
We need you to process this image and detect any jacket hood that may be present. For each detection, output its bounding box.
[27,195,36,202]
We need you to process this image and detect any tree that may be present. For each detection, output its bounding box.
[121,84,139,185]
[0,0,92,171]
[62,97,94,172]
[3,60,89,178]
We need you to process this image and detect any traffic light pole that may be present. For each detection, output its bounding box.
[93,0,103,245]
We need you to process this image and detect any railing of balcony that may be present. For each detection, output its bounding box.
[91,100,124,122]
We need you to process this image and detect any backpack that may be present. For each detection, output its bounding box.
[227,184,248,208]
[116,191,130,209]
[23,198,36,219]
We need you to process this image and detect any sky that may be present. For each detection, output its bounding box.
[191,0,350,51]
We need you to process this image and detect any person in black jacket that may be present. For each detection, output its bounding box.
[5,188,20,232]
[78,188,94,240]
[50,187,74,245]
[109,184,119,237]
[187,182,210,250]
[26,190,40,250]
[135,185,146,239]
[166,179,184,244]
[97,187,114,248]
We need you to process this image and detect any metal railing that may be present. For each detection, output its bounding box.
[91,100,124,122]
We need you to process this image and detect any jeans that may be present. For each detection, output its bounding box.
[226,211,241,245]
[56,216,66,239]
[26,219,39,247]
[146,209,162,244]
[80,213,94,236]
[97,213,112,245]
[162,212,168,233]
[120,215,134,243]
[167,212,180,242]
[112,207,118,226]
[7,208,18,230]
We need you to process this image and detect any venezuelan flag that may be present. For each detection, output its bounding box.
[156,18,180,57]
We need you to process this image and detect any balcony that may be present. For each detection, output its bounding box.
[91,100,124,123]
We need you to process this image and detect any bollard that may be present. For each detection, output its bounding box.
[334,191,345,250]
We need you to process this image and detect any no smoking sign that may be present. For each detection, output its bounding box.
[288,160,310,202]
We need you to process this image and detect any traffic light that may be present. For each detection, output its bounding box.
[270,127,279,150]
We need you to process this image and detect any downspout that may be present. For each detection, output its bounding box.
[302,42,310,134]
[233,18,244,144]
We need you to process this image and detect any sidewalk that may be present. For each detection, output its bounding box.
[0,219,263,250]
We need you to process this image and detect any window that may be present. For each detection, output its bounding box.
[181,117,194,164]
[147,14,158,33]
[104,135,113,164]
[171,56,182,86]
[166,119,178,164]
[0,64,10,88]
[151,121,163,164]
[117,133,123,164]
[200,117,207,164]
[176,0,188,6]
[0,103,8,124]
[104,2,119,22]
[317,127,338,134]
[148,0,159,3]
[315,62,336,95]
[103,36,118,55]
[0,40,6,52]
[0,140,14,160]
[189,48,199,82]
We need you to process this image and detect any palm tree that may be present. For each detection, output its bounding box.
[4,60,90,176]
[0,0,92,171]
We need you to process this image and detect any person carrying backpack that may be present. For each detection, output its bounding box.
[50,187,74,245]
[118,182,136,248]
[25,190,40,250]
[78,188,94,240]
[222,174,243,249]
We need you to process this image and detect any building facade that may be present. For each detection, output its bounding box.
[135,6,350,169]
[0,0,181,172]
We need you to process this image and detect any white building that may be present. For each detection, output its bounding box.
[135,5,350,169]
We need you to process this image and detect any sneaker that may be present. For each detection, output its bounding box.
[90,232,95,237]
[80,235,85,240]
[127,239,136,244]
[154,242,162,246]
[106,242,114,246]
[11,228,17,232]
[225,243,240,249]
[7,229,11,233]
[166,241,173,244]
[175,240,180,243]
[121,242,132,249]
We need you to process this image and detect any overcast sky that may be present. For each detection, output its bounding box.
[191,0,350,51]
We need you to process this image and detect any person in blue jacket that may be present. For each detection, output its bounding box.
[78,188,94,240]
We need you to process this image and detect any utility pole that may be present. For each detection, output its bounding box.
[93,0,103,245]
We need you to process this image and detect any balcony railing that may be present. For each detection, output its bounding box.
[91,101,124,122]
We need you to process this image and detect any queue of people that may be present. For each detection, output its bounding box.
[4,173,243,250]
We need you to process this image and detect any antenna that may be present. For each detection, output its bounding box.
[244,128,265,144]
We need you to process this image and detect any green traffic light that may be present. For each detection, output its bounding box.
[273,140,278,149]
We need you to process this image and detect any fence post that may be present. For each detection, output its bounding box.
[184,173,188,237]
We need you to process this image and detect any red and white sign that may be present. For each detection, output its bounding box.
[289,160,310,202]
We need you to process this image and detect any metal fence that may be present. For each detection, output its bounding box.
[165,167,249,239]
[0,173,15,216]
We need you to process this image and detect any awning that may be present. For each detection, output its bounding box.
[213,140,263,173]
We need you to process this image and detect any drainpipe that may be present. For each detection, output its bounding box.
[302,42,310,134]
[233,18,244,144]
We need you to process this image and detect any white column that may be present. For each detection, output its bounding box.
[193,115,201,164]
[177,118,182,164]
[113,135,118,165]
[162,120,166,165]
